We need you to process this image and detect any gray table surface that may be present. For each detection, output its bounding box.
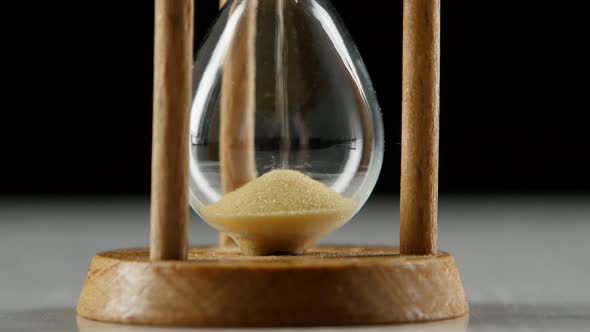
[1,195,589,331]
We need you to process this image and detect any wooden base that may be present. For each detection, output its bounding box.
[77,246,468,326]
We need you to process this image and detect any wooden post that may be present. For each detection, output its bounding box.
[400,0,440,255]
[218,0,258,246]
[150,0,194,260]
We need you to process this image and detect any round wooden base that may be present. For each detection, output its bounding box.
[77,246,468,326]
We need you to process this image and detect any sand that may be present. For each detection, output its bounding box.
[198,169,355,255]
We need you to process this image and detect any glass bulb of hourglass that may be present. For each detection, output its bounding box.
[189,0,384,255]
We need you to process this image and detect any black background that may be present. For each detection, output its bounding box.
[3,1,589,196]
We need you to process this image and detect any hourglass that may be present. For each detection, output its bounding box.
[77,0,468,326]
[189,0,383,255]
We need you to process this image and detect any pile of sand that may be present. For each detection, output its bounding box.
[199,169,355,255]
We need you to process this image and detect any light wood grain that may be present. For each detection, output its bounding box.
[150,0,194,260]
[218,0,258,246]
[77,246,468,326]
[400,0,440,255]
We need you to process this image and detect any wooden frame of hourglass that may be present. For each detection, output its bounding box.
[76,0,468,326]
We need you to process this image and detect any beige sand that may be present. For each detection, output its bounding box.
[199,169,355,255]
